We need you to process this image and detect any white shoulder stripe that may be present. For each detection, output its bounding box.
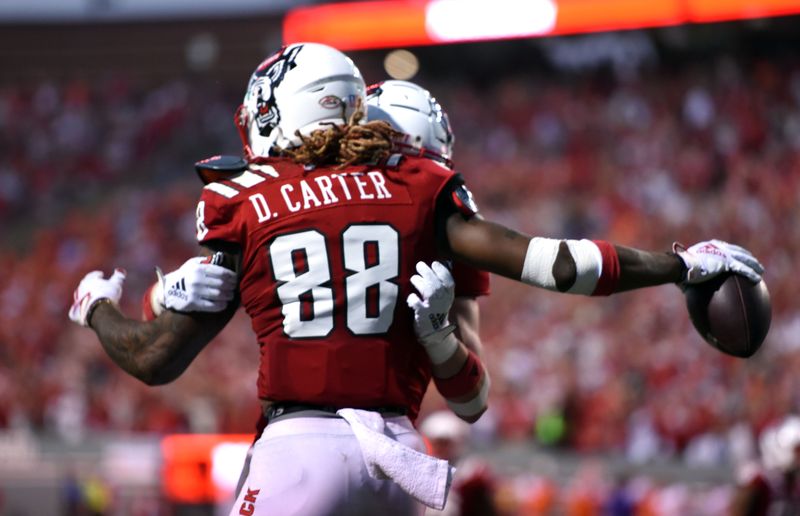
[231,170,266,188]
[249,163,279,178]
[204,182,239,198]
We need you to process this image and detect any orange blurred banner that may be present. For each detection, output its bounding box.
[284,1,430,49]
[162,434,253,504]
[283,0,800,50]
[688,0,800,22]
[553,0,685,35]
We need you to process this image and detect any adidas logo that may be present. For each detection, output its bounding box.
[697,244,725,257]
[428,313,447,330]
[167,278,189,301]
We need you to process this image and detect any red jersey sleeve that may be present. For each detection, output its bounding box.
[432,170,489,297]
[195,183,246,247]
[452,262,490,298]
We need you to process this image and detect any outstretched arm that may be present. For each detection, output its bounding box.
[445,214,762,293]
[89,301,237,386]
[70,254,239,386]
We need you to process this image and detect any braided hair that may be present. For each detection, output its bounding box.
[282,97,402,168]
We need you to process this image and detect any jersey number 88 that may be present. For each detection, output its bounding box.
[270,224,399,338]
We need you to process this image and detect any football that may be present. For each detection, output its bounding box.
[685,274,771,358]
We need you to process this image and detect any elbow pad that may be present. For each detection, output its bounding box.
[520,238,620,295]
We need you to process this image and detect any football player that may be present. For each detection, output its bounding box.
[141,79,490,423]
[133,79,491,507]
[366,80,489,363]
[69,43,764,516]
[224,79,491,502]
[137,80,490,504]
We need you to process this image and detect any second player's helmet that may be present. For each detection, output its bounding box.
[366,80,454,166]
[237,43,366,159]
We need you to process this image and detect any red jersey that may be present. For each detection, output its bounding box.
[196,156,465,420]
[452,262,490,298]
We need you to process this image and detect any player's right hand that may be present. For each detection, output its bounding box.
[153,254,238,313]
[674,240,764,286]
[69,269,126,327]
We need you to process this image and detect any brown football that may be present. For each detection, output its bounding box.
[684,274,771,358]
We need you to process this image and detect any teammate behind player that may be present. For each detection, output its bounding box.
[69,43,764,516]
[366,80,487,344]
[366,79,489,419]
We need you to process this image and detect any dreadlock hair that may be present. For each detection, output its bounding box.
[281,97,403,168]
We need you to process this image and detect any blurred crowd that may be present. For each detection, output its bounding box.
[2,53,800,483]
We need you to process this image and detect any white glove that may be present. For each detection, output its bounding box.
[151,254,238,314]
[69,269,126,327]
[674,239,764,286]
[406,261,458,364]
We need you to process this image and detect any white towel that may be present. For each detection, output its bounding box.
[337,408,455,510]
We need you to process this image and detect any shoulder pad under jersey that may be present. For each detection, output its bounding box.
[195,155,249,184]
[384,153,405,169]
[451,182,479,217]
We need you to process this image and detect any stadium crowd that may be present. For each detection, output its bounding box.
[2,53,799,511]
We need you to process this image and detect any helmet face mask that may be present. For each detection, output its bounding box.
[238,43,366,160]
[366,80,455,167]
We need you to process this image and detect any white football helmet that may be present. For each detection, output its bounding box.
[366,80,454,166]
[237,43,366,159]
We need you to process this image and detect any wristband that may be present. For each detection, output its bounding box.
[87,298,115,329]
[590,240,620,296]
[434,350,485,399]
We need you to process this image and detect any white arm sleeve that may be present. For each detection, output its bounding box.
[520,237,603,295]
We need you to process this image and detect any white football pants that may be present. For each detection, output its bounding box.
[229,414,428,516]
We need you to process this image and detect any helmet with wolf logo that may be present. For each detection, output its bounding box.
[237,43,366,159]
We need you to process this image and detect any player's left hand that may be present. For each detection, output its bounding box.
[407,261,458,364]
[69,269,126,327]
[407,261,455,336]
[674,239,764,286]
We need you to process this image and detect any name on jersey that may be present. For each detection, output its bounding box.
[205,169,400,223]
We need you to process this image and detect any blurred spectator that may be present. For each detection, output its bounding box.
[421,410,499,516]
